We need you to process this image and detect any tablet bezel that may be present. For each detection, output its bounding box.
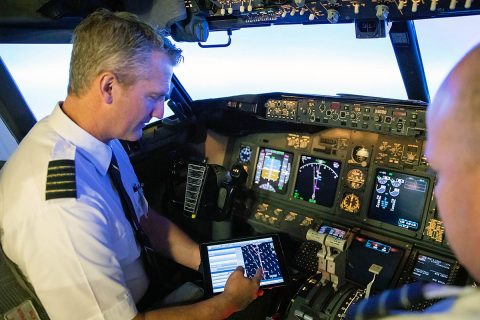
[200,234,290,296]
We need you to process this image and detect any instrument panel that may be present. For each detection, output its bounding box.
[200,0,480,32]
[204,92,472,316]
[226,128,442,242]
[220,117,466,316]
[138,92,466,317]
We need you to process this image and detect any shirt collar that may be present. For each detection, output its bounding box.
[49,103,112,176]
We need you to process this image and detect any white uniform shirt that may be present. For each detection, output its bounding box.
[382,286,480,320]
[0,104,149,320]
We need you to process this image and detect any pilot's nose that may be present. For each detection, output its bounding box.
[152,99,165,119]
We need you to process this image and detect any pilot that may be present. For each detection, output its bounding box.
[347,43,480,319]
[0,9,262,320]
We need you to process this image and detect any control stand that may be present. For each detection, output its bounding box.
[305,228,353,291]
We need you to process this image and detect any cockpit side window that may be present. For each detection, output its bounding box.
[0,44,175,123]
[415,15,480,99]
[0,118,17,161]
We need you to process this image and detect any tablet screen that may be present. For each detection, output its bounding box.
[201,235,288,294]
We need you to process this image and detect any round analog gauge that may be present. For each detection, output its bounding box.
[239,145,252,163]
[346,169,365,190]
[352,146,370,166]
[340,193,361,214]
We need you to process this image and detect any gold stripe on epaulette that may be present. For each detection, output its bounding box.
[46,189,76,194]
[48,165,75,171]
[46,181,75,185]
[47,173,75,178]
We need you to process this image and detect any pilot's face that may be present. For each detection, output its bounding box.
[113,51,173,141]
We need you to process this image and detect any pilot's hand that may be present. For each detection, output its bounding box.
[222,266,264,312]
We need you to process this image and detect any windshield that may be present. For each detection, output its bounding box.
[0,15,479,120]
[175,23,407,100]
[175,16,480,102]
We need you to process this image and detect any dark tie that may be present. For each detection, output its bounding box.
[108,152,160,285]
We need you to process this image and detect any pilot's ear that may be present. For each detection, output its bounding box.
[99,72,116,104]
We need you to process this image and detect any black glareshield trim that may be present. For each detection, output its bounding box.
[389,20,430,104]
[0,58,36,142]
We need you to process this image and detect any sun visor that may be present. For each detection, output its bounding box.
[125,0,187,30]
[126,0,208,42]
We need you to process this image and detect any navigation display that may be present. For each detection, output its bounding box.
[368,170,429,231]
[253,148,293,194]
[200,235,288,294]
[412,254,452,284]
[293,155,341,207]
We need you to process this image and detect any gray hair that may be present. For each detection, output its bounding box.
[68,9,183,96]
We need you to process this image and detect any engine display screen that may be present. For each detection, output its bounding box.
[412,254,452,284]
[368,170,429,231]
[346,236,404,292]
[293,155,341,207]
[253,148,293,194]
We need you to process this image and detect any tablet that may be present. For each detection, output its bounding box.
[200,234,289,295]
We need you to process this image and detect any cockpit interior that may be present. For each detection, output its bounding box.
[1,0,480,319]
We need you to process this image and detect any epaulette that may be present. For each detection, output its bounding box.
[45,141,77,200]
[45,159,77,200]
